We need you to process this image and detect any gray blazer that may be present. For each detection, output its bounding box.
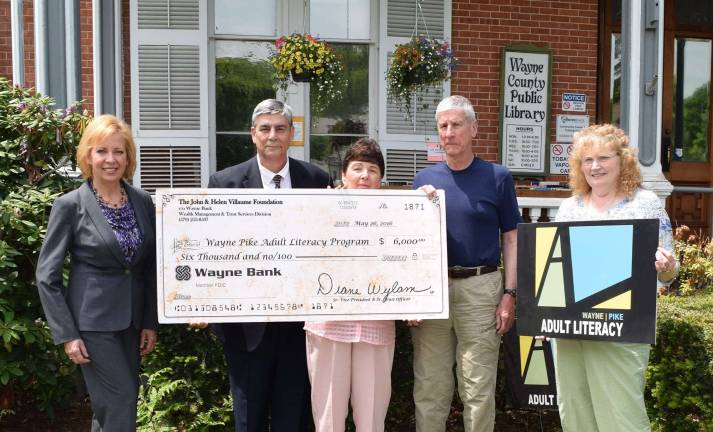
[36,181,158,345]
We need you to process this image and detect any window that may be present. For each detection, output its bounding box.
[609,33,622,125]
[309,44,370,179]
[214,0,277,36]
[210,0,449,183]
[215,41,275,170]
[310,0,370,39]
[672,38,711,162]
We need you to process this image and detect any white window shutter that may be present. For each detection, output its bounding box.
[384,149,437,184]
[130,0,208,189]
[378,0,451,184]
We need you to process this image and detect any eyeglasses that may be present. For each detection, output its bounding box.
[581,154,619,167]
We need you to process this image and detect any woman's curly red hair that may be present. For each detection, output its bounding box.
[568,124,642,197]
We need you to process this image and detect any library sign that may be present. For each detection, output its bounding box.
[499,45,552,176]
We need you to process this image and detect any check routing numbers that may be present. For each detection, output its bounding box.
[155,189,449,323]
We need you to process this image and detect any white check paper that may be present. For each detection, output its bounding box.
[156,189,448,323]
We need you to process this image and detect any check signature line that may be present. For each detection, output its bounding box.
[294,255,378,259]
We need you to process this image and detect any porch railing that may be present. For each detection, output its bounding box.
[517,196,566,223]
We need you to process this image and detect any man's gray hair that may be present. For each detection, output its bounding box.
[252,99,293,126]
[435,95,477,122]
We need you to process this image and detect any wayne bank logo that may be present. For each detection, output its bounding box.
[175,265,191,281]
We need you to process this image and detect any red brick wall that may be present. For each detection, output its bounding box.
[23,0,34,89]
[451,0,599,165]
[0,0,35,88]
[80,0,94,114]
[0,0,10,80]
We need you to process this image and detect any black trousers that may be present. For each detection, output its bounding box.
[223,322,312,432]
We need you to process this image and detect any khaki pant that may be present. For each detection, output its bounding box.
[554,339,651,432]
[411,272,502,432]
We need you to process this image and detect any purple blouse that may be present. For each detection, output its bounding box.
[91,184,144,263]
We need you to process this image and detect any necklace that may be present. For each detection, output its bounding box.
[91,182,127,210]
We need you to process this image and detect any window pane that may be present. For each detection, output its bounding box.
[309,135,366,181]
[674,0,713,29]
[310,0,370,40]
[214,0,277,36]
[215,41,275,132]
[216,134,255,171]
[311,44,369,134]
[673,38,711,162]
[610,33,622,126]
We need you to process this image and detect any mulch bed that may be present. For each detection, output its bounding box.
[1,396,561,431]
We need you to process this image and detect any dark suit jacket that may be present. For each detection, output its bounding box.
[208,156,331,351]
[36,181,158,345]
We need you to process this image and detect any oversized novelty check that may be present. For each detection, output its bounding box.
[156,189,448,323]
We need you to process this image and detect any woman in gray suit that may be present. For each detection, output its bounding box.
[36,114,158,432]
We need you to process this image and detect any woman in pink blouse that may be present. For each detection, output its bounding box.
[305,138,395,432]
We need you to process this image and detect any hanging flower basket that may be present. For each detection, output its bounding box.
[270,33,347,115]
[386,37,457,117]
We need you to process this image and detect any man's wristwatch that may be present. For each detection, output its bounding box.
[503,288,517,298]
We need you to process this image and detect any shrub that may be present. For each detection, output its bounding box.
[0,78,91,418]
[669,225,713,295]
[647,292,713,431]
[136,325,233,431]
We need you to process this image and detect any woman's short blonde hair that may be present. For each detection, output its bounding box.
[76,115,136,179]
[569,123,642,197]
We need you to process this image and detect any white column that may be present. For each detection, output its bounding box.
[11,0,24,86]
[285,0,307,161]
[92,0,103,114]
[114,0,124,118]
[65,0,79,104]
[622,0,672,204]
[33,0,48,94]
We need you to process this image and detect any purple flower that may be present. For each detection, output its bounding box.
[17,102,27,111]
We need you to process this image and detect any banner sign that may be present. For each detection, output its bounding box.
[503,321,557,409]
[156,189,448,323]
[517,219,659,344]
[499,45,553,176]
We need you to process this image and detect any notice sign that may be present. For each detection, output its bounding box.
[549,143,573,175]
[517,219,659,344]
[556,115,589,143]
[562,92,587,112]
[427,142,446,162]
[499,45,552,175]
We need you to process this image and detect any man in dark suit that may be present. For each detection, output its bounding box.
[208,99,331,432]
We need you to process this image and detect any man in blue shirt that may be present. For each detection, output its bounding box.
[410,95,520,432]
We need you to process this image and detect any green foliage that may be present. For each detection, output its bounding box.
[271,33,347,116]
[215,57,275,132]
[673,82,710,162]
[0,78,91,417]
[669,226,713,295]
[136,325,233,430]
[386,37,457,118]
[647,292,713,431]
